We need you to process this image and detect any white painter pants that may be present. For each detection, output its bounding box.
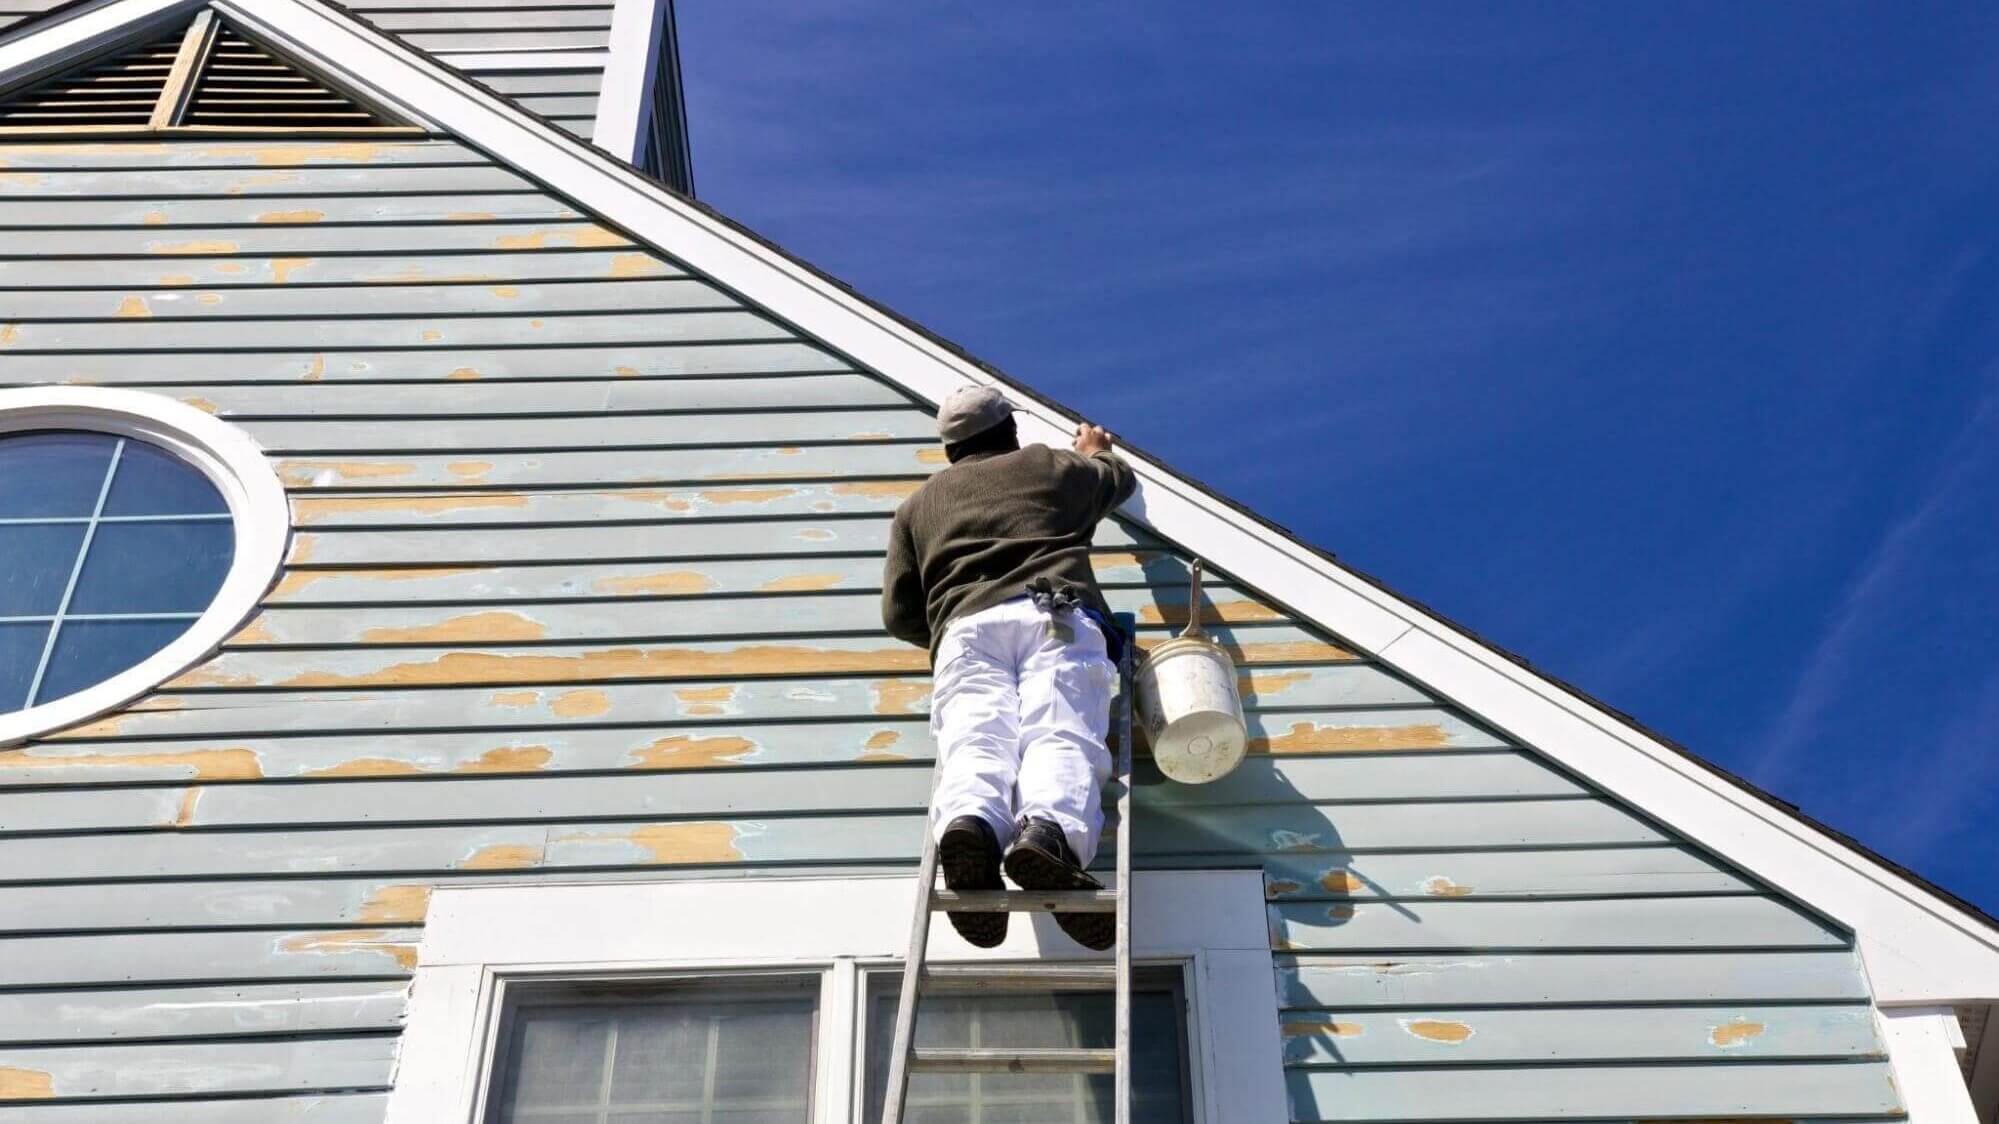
[930,598,1117,867]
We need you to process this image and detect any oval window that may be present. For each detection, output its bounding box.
[0,430,237,712]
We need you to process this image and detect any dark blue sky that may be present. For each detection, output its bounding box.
[676,3,1999,911]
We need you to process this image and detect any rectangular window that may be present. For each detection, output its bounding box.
[859,969,1193,1124]
[487,976,818,1124]
[394,873,1284,1123]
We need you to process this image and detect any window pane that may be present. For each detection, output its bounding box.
[101,439,228,516]
[864,981,1189,1124]
[35,617,194,705]
[504,1009,611,1110]
[605,1005,709,1104]
[0,432,117,518]
[0,621,49,711]
[0,523,86,615]
[68,520,233,614]
[494,987,815,1124]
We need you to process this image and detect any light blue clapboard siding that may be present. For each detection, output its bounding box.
[462,68,603,139]
[338,0,612,138]
[0,1096,392,1123]
[0,134,1888,1124]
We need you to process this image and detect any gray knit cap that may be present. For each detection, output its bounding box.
[936,385,1014,443]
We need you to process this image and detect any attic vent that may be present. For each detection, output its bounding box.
[182,26,388,129]
[0,10,418,135]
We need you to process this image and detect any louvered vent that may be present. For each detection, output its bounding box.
[0,20,188,128]
[182,26,392,129]
[0,9,413,134]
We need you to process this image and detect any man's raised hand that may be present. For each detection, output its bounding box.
[1073,422,1112,457]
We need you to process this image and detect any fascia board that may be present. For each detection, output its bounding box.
[0,0,200,87]
[193,0,1999,1004]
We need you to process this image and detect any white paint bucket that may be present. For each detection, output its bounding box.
[1135,635,1248,784]
[1133,559,1247,784]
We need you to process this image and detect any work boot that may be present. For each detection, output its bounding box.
[938,816,1007,948]
[1003,818,1114,951]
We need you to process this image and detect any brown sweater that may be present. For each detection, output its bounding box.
[882,444,1137,656]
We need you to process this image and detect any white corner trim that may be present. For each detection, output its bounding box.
[20,0,1999,1004]
[388,871,1283,1124]
[1882,1007,1979,1123]
[0,388,288,747]
[592,0,662,156]
[1970,1003,1999,1124]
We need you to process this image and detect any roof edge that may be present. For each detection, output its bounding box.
[9,0,1995,1003]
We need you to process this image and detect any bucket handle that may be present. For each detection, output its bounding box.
[1181,558,1205,640]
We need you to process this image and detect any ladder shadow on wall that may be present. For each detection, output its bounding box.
[1128,733,1425,1081]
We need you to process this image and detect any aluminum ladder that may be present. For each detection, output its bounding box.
[880,611,1138,1124]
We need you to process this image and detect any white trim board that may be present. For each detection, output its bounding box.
[591,0,662,155]
[1971,1002,1999,1124]
[1881,1007,1979,1123]
[6,0,1999,1005]
[388,871,1284,1124]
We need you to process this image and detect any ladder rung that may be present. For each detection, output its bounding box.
[910,1047,1117,1075]
[921,963,1115,991]
[930,888,1117,913]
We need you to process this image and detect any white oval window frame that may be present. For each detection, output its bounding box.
[0,386,289,746]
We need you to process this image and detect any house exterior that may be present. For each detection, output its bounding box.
[0,2,1994,1121]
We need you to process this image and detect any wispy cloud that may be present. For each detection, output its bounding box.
[1750,384,1999,834]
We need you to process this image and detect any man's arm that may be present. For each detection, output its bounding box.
[1072,422,1136,516]
[880,511,931,649]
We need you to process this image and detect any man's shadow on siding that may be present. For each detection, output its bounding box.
[1111,728,1420,1094]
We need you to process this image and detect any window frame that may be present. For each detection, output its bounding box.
[388,871,1286,1124]
[484,969,824,1124]
[852,962,1197,1124]
[0,387,289,745]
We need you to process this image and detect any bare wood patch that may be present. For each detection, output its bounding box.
[554,821,741,864]
[0,1067,53,1099]
[280,929,417,972]
[0,746,261,779]
[593,569,714,596]
[1252,721,1451,754]
[627,734,754,769]
[1402,1019,1473,1044]
[357,884,432,924]
[358,610,547,644]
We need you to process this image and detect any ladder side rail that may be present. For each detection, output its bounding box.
[880,809,939,1124]
[1114,612,1136,1124]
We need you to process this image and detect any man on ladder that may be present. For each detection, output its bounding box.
[881,385,1136,952]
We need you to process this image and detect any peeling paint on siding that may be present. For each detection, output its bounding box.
[553,821,743,864]
[1710,1020,1767,1048]
[357,885,433,925]
[0,746,263,780]
[627,734,754,769]
[871,680,931,716]
[359,610,548,644]
[593,570,715,595]
[279,930,418,972]
[1254,721,1452,754]
[460,843,543,871]
[549,689,610,718]
[262,644,929,689]
[1403,1018,1475,1044]
[0,1068,53,1099]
